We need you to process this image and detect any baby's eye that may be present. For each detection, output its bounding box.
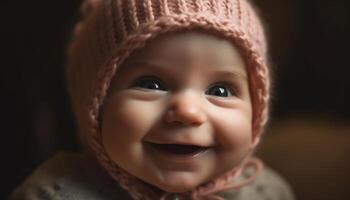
[133,77,167,91]
[205,84,234,97]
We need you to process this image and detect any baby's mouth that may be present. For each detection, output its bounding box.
[147,143,209,156]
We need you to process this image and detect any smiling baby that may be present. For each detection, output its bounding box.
[10,0,294,200]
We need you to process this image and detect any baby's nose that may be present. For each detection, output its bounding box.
[164,91,207,126]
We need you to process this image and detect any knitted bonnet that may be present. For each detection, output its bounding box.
[66,0,269,199]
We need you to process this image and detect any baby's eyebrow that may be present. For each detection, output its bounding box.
[121,60,248,82]
[125,60,174,75]
[210,70,248,81]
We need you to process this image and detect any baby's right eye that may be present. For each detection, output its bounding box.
[132,77,167,91]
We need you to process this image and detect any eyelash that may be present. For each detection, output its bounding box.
[131,76,238,97]
[132,76,167,91]
[205,82,237,98]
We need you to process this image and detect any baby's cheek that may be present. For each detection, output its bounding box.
[102,95,162,142]
[213,109,253,150]
[101,95,162,167]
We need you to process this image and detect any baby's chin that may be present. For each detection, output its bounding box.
[147,171,215,193]
[154,180,201,193]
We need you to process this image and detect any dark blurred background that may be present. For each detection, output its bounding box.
[1,0,349,199]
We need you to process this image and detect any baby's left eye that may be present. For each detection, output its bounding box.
[205,84,233,97]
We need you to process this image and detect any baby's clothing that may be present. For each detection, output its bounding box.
[9,152,294,200]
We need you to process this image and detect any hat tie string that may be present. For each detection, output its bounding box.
[160,158,263,200]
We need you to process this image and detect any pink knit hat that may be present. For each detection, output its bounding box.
[66,0,269,199]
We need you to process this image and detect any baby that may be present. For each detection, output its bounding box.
[10,0,294,199]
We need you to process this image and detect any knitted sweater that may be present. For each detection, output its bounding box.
[9,152,295,200]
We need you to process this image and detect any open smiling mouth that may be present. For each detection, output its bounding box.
[147,143,210,157]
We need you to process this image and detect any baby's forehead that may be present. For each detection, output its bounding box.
[121,31,247,74]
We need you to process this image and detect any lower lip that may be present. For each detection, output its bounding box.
[145,143,211,162]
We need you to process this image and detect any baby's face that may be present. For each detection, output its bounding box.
[101,32,253,193]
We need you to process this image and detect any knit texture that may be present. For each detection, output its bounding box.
[9,152,295,200]
[66,0,269,199]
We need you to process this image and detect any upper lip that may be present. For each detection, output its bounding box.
[144,141,213,148]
